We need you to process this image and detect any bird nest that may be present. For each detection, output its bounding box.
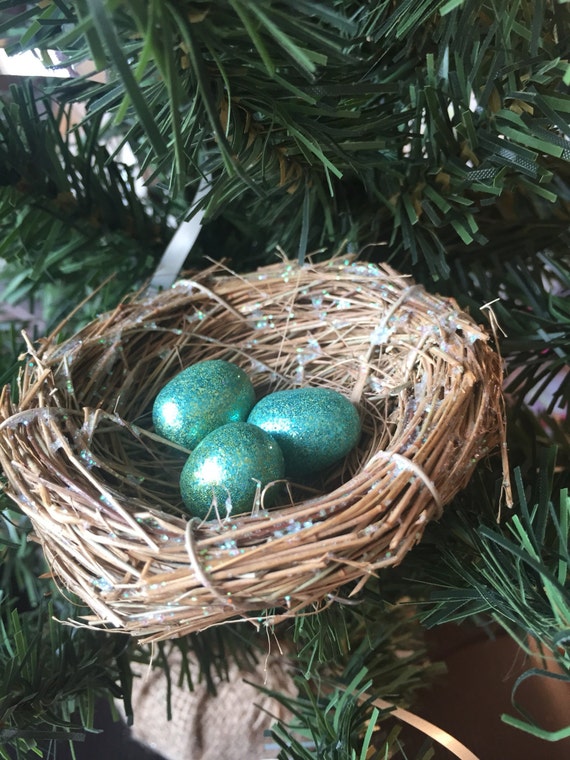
[0,257,504,642]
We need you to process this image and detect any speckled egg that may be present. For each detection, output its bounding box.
[180,422,285,519]
[152,360,256,449]
[247,387,361,477]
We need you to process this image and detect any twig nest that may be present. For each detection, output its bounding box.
[0,257,504,641]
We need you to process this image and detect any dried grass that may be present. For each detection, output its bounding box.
[0,257,505,641]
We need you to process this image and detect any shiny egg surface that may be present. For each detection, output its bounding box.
[180,422,285,519]
[152,360,256,449]
[247,387,361,477]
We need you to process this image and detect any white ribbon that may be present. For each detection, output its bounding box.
[147,175,210,293]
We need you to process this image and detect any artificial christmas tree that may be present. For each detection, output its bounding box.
[0,1,568,758]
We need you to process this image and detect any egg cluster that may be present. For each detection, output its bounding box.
[152,360,361,519]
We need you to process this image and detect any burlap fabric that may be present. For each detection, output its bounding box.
[125,650,294,759]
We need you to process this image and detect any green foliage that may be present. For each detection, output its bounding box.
[0,509,130,758]
[438,248,570,417]
[393,447,570,741]
[1,0,569,273]
[291,592,440,705]
[0,80,175,335]
[266,669,393,760]
[420,452,568,647]
[264,601,441,759]
[0,604,127,760]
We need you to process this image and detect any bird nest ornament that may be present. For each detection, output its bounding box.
[0,257,505,642]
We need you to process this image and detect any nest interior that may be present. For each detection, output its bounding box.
[0,257,504,641]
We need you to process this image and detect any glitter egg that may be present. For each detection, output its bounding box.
[180,422,285,519]
[152,360,256,449]
[247,387,361,477]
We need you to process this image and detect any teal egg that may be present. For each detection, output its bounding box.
[180,422,285,519]
[247,387,361,477]
[152,360,256,449]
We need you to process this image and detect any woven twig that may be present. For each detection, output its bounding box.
[0,257,504,641]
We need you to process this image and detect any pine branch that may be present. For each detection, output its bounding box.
[290,591,442,706]
[262,602,442,759]
[435,247,570,418]
[0,81,174,335]
[0,507,123,756]
[0,600,122,756]
[264,670,394,760]
[1,0,568,274]
[396,447,568,671]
